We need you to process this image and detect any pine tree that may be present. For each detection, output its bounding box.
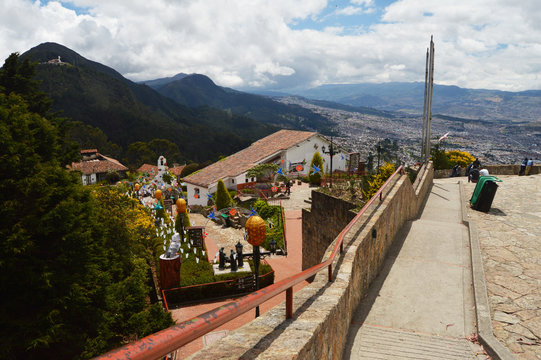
[309,151,324,185]
[215,179,234,210]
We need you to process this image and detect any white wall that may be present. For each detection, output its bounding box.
[283,135,347,176]
[185,183,209,206]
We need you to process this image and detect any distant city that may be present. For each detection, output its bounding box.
[279,96,541,166]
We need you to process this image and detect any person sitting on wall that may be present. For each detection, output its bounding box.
[450,164,461,177]
[525,158,534,175]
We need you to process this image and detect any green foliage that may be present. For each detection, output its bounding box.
[180,163,199,177]
[162,171,173,184]
[174,210,191,234]
[67,121,122,159]
[362,162,396,200]
[252,199,285,250]
[0,55,172,359]
[246,163,279,181]
[105,170,121,184]
[430,143,450,170]
[215,179,234,210]
[309,151,324,185]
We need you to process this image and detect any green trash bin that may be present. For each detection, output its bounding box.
[470,176,502,206]
[220,213,231,227]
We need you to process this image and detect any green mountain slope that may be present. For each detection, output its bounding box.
[20,43,277,163]
[145,73,336,134]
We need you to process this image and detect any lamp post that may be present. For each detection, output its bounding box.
[245,215,266,317]
[176,198,187,242]
[235,241,244,267]
[321,137,337,187]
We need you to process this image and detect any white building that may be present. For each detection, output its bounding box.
[70,149,128,185]
[183,130,347,206]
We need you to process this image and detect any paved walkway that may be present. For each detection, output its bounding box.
[461,174,541,359]
[345,180,486,359]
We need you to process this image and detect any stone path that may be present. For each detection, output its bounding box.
[345,180,486,359]
[460,174,541,359]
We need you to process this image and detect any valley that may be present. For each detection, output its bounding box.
[279,96,541,165]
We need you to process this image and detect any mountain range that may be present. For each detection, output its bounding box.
[18,43,336,166]
[269,82,541,124]
[142,74,335,133]
[14,42,540,168]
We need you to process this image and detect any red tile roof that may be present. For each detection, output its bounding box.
[81,149,98,154]
[169,165,185,176]
[183,129,317,187]
[137,164,159,174]
[71,153,128,175]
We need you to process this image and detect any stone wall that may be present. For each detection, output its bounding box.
[302,191,357,272]
[434,164,541,178]
[187,163,434,360]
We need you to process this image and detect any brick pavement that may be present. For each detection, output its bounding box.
[460,174,541,359]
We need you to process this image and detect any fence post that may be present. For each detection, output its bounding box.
[328,264,333,281]
[286,287,293,319]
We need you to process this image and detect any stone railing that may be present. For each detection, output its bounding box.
[187,162,434,359]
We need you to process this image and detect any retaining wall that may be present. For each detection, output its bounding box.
[187,163,433,360]
[302,191,357,272]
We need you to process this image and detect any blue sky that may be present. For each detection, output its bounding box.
[290,0,395,34]
[1,0,540,91]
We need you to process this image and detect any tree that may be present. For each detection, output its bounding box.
[147,139,181,164]
[246,163,279,182]
[0,54,172,359]
[180,163,199,177]
[215,179,234,210]
[0,52,78,166]
[125,141,156,168]
[309,151,324,185]
[430,143,450,170]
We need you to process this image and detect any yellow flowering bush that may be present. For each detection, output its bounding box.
[446,150,475,168]
[362,162,395,200]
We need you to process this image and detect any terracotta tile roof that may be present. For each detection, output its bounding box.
[183,129,316,187]
[137,164,159,174]
[170,165,185,176]
[81,149,98,154]
[71,152,128,175]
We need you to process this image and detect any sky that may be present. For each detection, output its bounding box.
[1,0,540,91]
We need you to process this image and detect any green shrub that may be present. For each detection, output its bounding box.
[309,151,324,185]
[105,170,121,184]
[215,179,234,210]
[362,162,396,200]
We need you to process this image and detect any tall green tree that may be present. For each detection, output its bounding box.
[309,151,324,185]
[0,54,172,359]
[215,179,234,210]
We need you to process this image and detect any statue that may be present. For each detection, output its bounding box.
[230,250,237,272]
[218,247,226,270]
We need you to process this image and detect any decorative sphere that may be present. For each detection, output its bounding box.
[134,183,140,191]
[176,198,187,213]
[155,189,162,200]
[245,215,266,246]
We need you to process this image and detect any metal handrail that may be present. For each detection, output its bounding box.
[94,166,405,360]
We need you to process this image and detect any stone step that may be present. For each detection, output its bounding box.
[349,325,480,360]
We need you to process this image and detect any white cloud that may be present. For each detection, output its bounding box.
[336,6,365,16]
[0,0,540,91]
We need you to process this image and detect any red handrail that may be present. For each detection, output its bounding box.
[94,166,404,360]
